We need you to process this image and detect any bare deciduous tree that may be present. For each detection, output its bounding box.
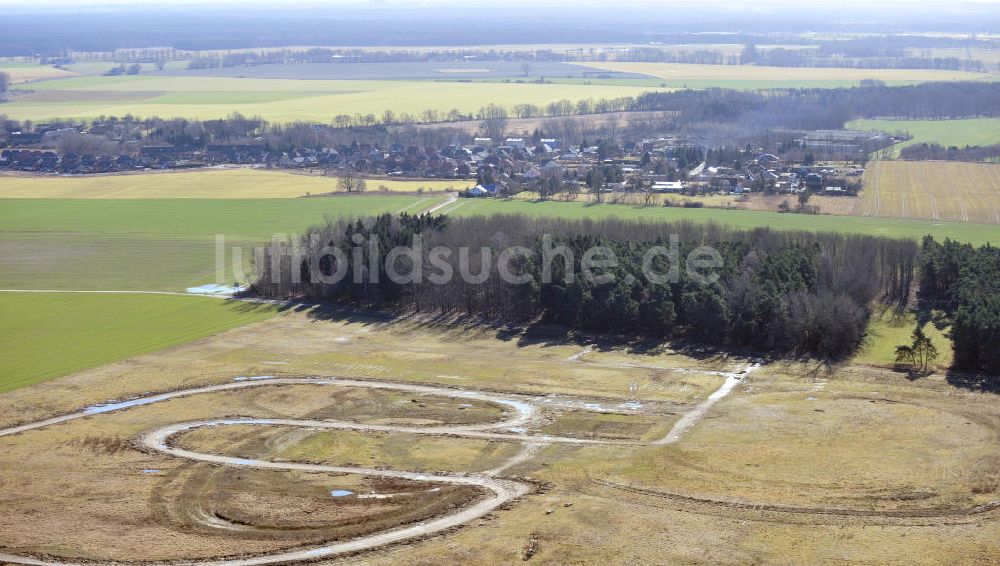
[606,112,620,143]
[589,168,606,203]
[478,103,508,143]
[338,171,359,192]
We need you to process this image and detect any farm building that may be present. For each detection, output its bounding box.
[652,181,685,193]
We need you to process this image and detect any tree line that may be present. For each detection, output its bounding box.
[253,214,917,360]
[740,44,989,72]
[899,142,1000,162]
[918,237,1000,382]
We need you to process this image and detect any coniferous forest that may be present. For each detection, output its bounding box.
[918,236,1000,380]
[254,214,919,360]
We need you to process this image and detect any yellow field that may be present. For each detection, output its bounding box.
[578,62,991,88]
[0,63,78,84]
[860,160,1000,223]
[0,169,470,198]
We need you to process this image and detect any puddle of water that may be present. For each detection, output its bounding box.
[186,283,245,295]
[84,397,160,414]
[233,375,276,382]
[504,400,534,416]
[141,469,162,474]
[329,489,354,497]
[619,401,644,410]
[508,427,527,434]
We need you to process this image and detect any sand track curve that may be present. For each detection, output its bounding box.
[0,376,645,566]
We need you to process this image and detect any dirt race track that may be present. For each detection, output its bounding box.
[0,368,752,566]
[0,311,998,565]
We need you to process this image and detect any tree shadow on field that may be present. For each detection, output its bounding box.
[229,296,397,328]
[282,299,694,355]
[260,297,800,367]
[945,368,1000,394]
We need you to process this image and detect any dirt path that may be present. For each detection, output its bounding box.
[655,363,761,445]
[422,191,458,214]
[0,375,643,566]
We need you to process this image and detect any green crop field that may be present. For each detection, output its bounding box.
[444,198,1000,245]
[0,292,276,393]
[0,196,439,291]
[847,117,1000,156]
[0,169,470,198]
[5,74,663,123]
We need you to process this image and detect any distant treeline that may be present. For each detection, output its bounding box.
[741,44,990,72]
[918,237,1000,381]
[185,47,735,69]
[629,82,1000,130]
[253,214,917,359]
[61,39,998,73]
[899,142,1000,162]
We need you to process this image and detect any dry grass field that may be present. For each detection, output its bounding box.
[0,309,997,565]
[416,110,676,137]
[859,160,1000,223]
[0,63,79,84]
[0,169,467,199]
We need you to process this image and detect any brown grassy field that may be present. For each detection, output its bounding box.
[860,160,1000,223]
[0,169,468,198]
[0,309,997,565]
[416,110,676,136]
[0,63,78,84]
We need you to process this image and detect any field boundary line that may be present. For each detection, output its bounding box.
[870,158,881,216]
[0,289,229,298]
[919,169,940,220]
